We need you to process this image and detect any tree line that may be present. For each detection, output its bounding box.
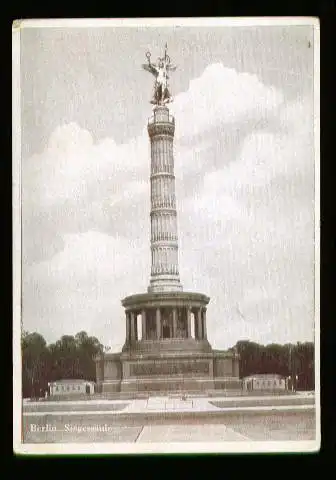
[230,340,315,391]
[21,330,315,398]
[21,330,104,399]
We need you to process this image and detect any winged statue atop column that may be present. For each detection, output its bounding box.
[142,44,177,105]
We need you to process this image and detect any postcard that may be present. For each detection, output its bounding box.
[13,17,320,455]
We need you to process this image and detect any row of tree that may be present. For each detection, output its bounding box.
[21,331,315,398]
[230,340,315,391]
[21,330,104,399]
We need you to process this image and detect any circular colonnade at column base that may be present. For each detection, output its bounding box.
[121,291,211,354]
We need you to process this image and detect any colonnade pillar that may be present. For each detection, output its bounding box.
[130,312,136,341]
[125,305,208,343]
[187,307,192,338]
[197,308,203,340]
[141,310,147,340]
[172,308,177,337]
[125,312,130,343]
[156,308,161,340]
[202,308,207,340]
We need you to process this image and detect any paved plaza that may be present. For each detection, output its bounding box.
[22,394,316,444]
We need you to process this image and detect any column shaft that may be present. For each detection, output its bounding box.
[134,313,138,341]
[147,107,182,293]
[187,307,192,338]
[125,313,130,343]
[156,308,161,340]
[141,310,147,340]
[172,308,177,338]
[130,312,135,342]
[202,309,207,340]
[197,308,202,340]
[193,310,198,339]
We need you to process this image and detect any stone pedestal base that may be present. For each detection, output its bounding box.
[120,377,215,393]
[97,349,240,395]
[100,377,242,395]
[120,353,214,393]
[95,290,240,396]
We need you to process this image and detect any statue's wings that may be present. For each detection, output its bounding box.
[142,63,158,76]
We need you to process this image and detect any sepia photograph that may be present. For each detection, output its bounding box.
[13,17,320,455]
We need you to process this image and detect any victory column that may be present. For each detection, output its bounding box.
[96,46,240,393]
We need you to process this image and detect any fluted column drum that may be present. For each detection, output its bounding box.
[147,105,183,293]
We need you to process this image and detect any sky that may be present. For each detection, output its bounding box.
[19,20,317,351]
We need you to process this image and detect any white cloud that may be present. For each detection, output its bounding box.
[21,64,315,348]
[178,97,315,347]
[23,122,149,210]
[23,231,149,349]
[171,64,283,139]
